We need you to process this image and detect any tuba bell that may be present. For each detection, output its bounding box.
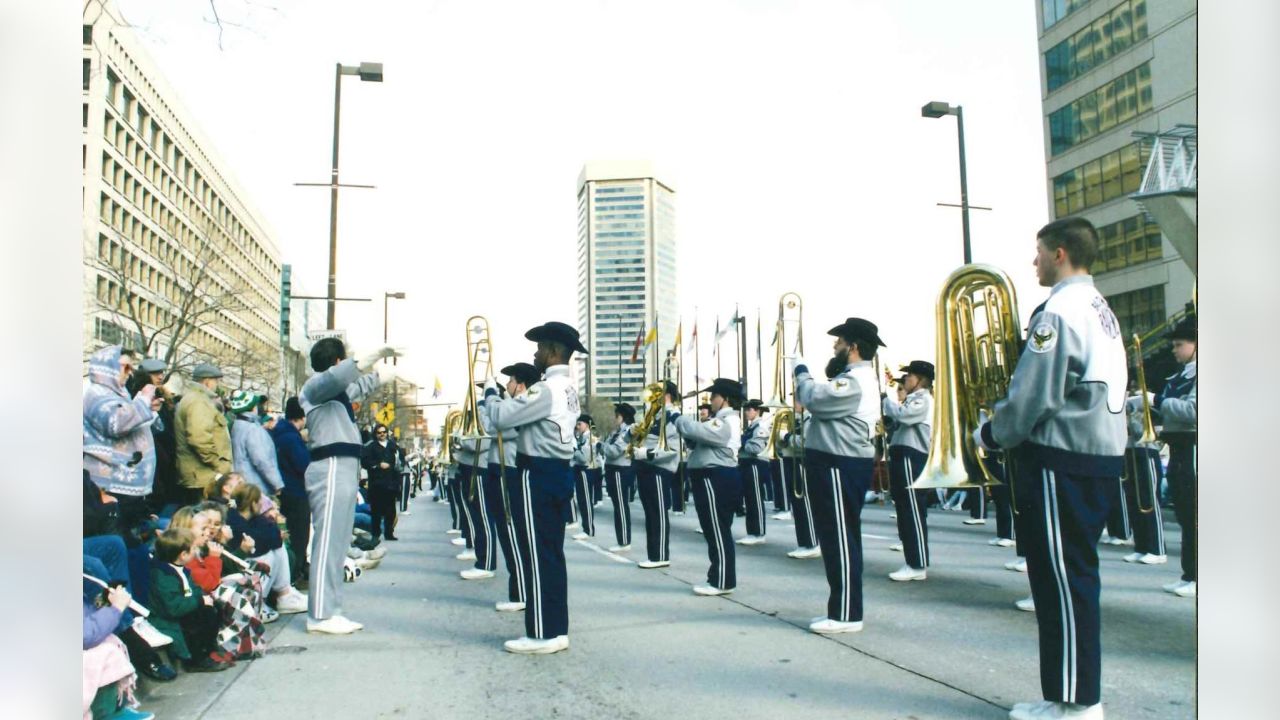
[911,264,1022,491]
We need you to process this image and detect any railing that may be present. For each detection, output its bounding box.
[1135,124,1197,196]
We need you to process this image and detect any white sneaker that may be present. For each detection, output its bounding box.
[963,518,987,525]
[888,513,896,520]
[637,560,670,569]
[863,490,879,503]
[1162,579,1188,593]
[571,532,590,540]
[456,550,477,561]
[1008,700,1103,720]
[1005,558,1028,573]
[809,618,863,634]
[787,546,822,559]
[694,527,704,534]
[1107,536,1133,546]
[566,521,581,531]
[1171,581,1196,598]
[447,528,461,535]
[736,535,766,546]
[1015,596,1036,612]
[1138,554,1168,565]
[354,556,381,570]
[131,617,174,648]
[342,558,362,582]
[401,510,411,516]
[608,544,631,553]
[346,546,364,560]
[460,568,495,580]
[692,584,733,596]
[451,537,468,547]
[989,537,1016,547]
[1122,552,1143,563]
[260,605,279,624]
[889,542,903,552]
[275,589,309,614]
[673,510,686,516]
[504,635,569,654]
[771,511,793,521]
[306,615,363,635]
[889,564,928,582]
[495,601,526,612]
[366,546,388,561]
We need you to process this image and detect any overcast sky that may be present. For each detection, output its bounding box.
[114,0,1051,427]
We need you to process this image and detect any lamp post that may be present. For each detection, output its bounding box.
[324,61,383,329]
[922,100,972,265]
[383,291,405,361]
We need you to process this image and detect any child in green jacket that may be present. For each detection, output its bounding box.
[148,527,235,673]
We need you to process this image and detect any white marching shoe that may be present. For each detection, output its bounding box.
[495,600,526,612]
[566,521,581,531]
[460,568,495,580]
[1015,596,1036,612]
[571,532,590,540]
[889,564,927,582]
[446,528,461,535]
[888,542,903,552]
[963,518,987,525]
[736,535,766,546]
[275,588,309,614]
[692,584,733,596]
[808,617,863,635]
[637,560,670,569]
[451,537,468,546]
[989,537,1016,547]
[608,544,631,553]
[1122,552,1143,563]
[456,550,477,561]
[1138,553,1167,565]
[1005,558,1028,573]
[1170,581,1196,598]
[1008,700,1103,719]
[771,511,792,521]
[787,546,822,559]
[1162,579,1189,593]
[504,635,569,655]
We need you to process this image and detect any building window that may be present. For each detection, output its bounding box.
[1048,61,1151,155]
[1043,0,1093,30]
[1104,285,1165,338]
[83,59,91,90]
[1045,1,1148,93]
[83,24,93,45]
[83,104,89,128]
[1093,214,1162,274]
[1051,140,1150,216]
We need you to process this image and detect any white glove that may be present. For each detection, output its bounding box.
[375,364,398,385]
[357,345,403,372]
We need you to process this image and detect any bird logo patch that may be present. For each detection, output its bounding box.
[1029,323,1058,353]
[834,379,850,390]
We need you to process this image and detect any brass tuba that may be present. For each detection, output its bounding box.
[627,382,669,459]
[911,264,1022,492]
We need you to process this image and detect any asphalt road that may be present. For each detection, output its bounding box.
[139,490,1195,720]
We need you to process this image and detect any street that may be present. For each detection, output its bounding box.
[140,491,1195,720]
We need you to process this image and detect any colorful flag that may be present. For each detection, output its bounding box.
[630,327,645,362]
[641,315,658,352]
[432,375,442,399]
[673,320,683,350]
[714,315,735,344]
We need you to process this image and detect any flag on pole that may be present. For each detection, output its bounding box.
[673,320,683,350]
[641,317,658,353]
[432,375,443,399]
[711,317,721,357]
[630,326,645,362]
[714,314,736,343]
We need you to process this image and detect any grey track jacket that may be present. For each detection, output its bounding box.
[673,406,741,469]
[299,358,382,460]
[883,389,932,455]
[795,360,877,459]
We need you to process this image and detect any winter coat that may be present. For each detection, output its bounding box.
[83,345,157,496]
[231,415,284,494]
[83,470,121,538]
[186,554,224,593]
[227,509,283,556]
[148,561,204,659]
[174,383,232,491]
[361,438,401,489]
[270,420,310,499]
[82,598,123,650]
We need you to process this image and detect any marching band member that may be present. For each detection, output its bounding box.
[600,403,637,552]
[782,397,820,559]
[453,396,490,565]
[1154,316,1196,598]
[736,399,772,546]
[570,414,597,541]
[985,456,1017,549]
[635,381,682,568]
[671,378,743,595]
[298,338,399,635]
[1120,377,1167,567]
[792,318,882,634]
[882,360,934,582]
[483,321,585,655]
[974,217,1127,720]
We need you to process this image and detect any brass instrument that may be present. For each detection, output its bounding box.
[761,293,805,502]
[911,264,1022,501]
[438,409,463,466]
[627,383,668,459]
[1129,332,1158,514]
[460,316,500,501]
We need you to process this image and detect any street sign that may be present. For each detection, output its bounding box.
[376,402,396,426]
[309,328,347,343]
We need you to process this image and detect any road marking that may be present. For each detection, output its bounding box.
[862,532,893,540]
[574,539,635,565]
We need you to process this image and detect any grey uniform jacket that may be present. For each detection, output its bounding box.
[638,409,682,473]
[479,398,518,468]
[1124,394,1162,451]
[452,433,490,469]
[483,364,578,461]
[795,360,877,459]
[883,389,932,455]
[572,432,591,467]
[1158,361,1196,434]
[299,358,382,460]
[985,275,1127,476]
[673,406,741,469]
[738,418,771,461]
[601,423,632,467]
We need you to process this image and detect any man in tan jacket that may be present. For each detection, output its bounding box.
[174,363,231,504]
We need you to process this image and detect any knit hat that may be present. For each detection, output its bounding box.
[228,390,258,414]
[285,396,305,421]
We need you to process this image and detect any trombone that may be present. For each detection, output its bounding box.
[460,316,502,503]
[1129,333,1159,514]
[761,293,805,498]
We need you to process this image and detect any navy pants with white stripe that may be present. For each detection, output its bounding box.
[691,466,742,589]
[604,465,635,547]
[1105,478,1131,540]
[806,450,873,623]
[1015,456,1113,707]
[1165,435,1196,582]
[466,464,497,571]
[635,464,672,562]
[783,455,817,549]
[770,459,790,512]
[572,466,596,537]
[739,459,771,537]
[459,463,486,552]
[988,457,1014,541]
[672,464,689,512]
[305,455,360,622]
[486,464,525,603]
[445,472,460,529]
[508,455,574,640]
[888,446,930,569]
[589,468,603,504]
[1123,447,1165,556]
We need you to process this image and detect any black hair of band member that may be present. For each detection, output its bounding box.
[310,337,347,372]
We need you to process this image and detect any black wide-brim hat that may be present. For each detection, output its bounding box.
[827,317,886,347]
[702,377,744,401]
[743,398,769,413]
[614,402,636,422]
[1166,316,1197,342]
[899,360,935,381]
[500,362,542,387]
[525,321,589,354]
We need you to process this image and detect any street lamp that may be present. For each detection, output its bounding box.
[922,100,972,265]
[324,61,384,329]
[383,291,405,363]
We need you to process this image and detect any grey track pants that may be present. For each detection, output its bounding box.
[306,455,359,621]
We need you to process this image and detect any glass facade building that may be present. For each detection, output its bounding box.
[576,162,677,406]
[1037,0,1196,340]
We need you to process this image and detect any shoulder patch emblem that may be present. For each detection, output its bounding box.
[1028,323,1058,354]
[526,386,542,398]
[834,379,850,390]
[709,419,722,429]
